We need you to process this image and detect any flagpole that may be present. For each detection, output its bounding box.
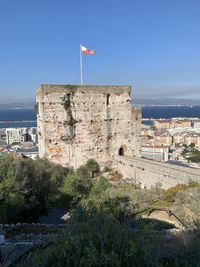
[80,45,83,85]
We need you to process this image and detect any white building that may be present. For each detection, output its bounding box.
[194,121,200,129]
[6,127,38,145]
[141,146,169,162]
[26,127,38,143]
[6,128,26,145]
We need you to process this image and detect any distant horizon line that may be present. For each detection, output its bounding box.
[1,105,200,110]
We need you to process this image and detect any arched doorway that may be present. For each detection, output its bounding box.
[119,147,124,156]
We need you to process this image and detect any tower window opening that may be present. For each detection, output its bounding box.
[106,94,110,106]
[119,147,124,156]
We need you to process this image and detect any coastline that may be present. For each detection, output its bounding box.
[1,105,200,128]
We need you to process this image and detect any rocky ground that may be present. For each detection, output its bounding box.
[0,223,68,266]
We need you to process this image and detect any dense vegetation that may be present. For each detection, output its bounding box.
[181,143,200,162]
[17,178,200,267]
[1,155,200,266]
[0,155,100,223]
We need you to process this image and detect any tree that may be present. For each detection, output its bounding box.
[13,158,53,217]
[49,163,70,188]
[189,143,196,149]
[90,176,112,196]
[85,159,100,178]
[61,171,92,204]
[0,155,15,201]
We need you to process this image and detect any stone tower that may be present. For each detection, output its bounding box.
[36,85,141,169]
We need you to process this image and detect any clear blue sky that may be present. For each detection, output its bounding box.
[0,0,200,102]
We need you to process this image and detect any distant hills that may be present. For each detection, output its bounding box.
[0,101,35,109]
[0,98,199,109]
[133,98,200,106]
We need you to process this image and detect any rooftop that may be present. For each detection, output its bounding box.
[16,147,39,153]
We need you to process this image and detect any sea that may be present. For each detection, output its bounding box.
[0,108,36,128]
[0,105,200,128]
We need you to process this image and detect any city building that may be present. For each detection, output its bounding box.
[5,127,38,145]
[171,119,192,128]
[6,128,27,145]
[141,145,169,161]
[154,119,192,130]
[154,119,171,129]
[0,129,6,145]
[26,127,38,143]
[194,121,200,129]
[15,147,39,159]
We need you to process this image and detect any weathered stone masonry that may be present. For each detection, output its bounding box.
[36,85,141,169]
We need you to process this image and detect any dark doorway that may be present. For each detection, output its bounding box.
[119,147,124,156]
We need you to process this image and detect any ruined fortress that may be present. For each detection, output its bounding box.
[36,85,141,169]
[36,84,200,189]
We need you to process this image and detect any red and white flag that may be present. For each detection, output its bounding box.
[81,45,95,54]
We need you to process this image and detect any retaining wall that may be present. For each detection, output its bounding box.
[117,156,200,189]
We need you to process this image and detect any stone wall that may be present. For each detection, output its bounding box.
[131,107,141,158]
[117,156,200,189]
[36,85,141,169]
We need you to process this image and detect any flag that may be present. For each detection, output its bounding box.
[81,45,95,55]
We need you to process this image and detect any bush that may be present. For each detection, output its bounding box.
[90,176,112,196]
[16,205,165,267]
[85,159,100,177]
[0,155,70,223]
[163,182,200,204]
